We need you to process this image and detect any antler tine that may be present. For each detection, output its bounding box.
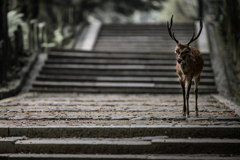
[167,15,179,44]
[186,17,203,46]
[172,32,179,44]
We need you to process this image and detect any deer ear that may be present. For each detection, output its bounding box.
[189,52,196,61]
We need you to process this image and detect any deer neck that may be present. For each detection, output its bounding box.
[180,60,191,75]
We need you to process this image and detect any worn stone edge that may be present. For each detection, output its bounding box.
[71,22,86,49]
[212,94,240,116]
[4,125,240,129]
[81,23,102,51]
[2,154,240,159]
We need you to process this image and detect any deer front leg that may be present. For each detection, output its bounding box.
[185,77,192,118]
[194,76,200,117]
[179,78,186,116]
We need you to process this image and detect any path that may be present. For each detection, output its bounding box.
[0,23,239,158]
[0,93,240,158]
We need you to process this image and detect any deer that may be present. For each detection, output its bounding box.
[167,15,204,118]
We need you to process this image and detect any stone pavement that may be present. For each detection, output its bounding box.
[0,93,239,126]
[0,93,240,158]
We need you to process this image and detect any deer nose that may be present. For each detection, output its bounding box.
[177,59,182,64]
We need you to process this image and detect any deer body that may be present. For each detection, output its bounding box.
[167,16,204,117]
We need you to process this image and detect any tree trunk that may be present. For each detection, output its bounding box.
[0,0,9,85]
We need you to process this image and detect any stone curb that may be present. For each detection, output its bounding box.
[1,154,239,160]
[213,94,240,116]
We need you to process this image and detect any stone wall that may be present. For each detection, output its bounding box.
[204,0,240,102]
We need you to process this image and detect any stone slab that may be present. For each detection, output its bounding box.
[15,138,151,154]
[0,126,8,137]
[12,138,240,154]
[6,125,240,138]
[151,138,240,154]
[8,154,147,160]
[0,137,24,153]
[0,155,8,160]
[2,154,239,160]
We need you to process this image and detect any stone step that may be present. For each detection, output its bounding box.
[36,75,215,85]
[2,115,239,121]
[45,59,212,66]
[0,96,218,102]
[50,48,208,55]
[1,107,231,113]
[48,52,211,60]
[39,70,214,78]
[1,125,240,138]
[95,41,196,46]
[96,36,198,41]
[0,93,239,140]
[32,81,216,89]
[101,24,194,29]
[99,30,196,33]
[30,87,217,94]
[98,33,198,36]
[94,42,197,46]
[96,39,197,43]
[1,154,239,160]
[93,48,193,53]
[1,137,240,154]
[41,64,213,72]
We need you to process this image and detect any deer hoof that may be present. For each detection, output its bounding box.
[195,113,199,117]
[183,113,186,116]
[186,115,190,118]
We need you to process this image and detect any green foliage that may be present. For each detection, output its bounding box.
[7,10,28,48]
[8,10,24,40]
[158,0,198,23]
[80,0,165,16]
[53,27,64,47]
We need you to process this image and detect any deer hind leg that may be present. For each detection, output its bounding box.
[179,78,186,116]
[185,77,192,118]
[194,76,200,117]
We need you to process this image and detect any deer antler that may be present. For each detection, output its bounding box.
[186,17,203,46]
[167,15,179,44]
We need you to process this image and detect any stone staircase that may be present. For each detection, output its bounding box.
[0,93,240,159]
[30,23,217,94]
[94,24,197,52]
[1,24,236,159]
[30,49,216,93]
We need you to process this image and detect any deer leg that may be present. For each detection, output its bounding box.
[179,79,186,116]
[185,78,192,118]
[194,76,200,117]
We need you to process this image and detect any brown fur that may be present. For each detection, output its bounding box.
[175,43,204,117]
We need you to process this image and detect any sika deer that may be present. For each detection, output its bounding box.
[167,15,204,118]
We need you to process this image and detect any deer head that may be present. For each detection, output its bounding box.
[167,15,203,64]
